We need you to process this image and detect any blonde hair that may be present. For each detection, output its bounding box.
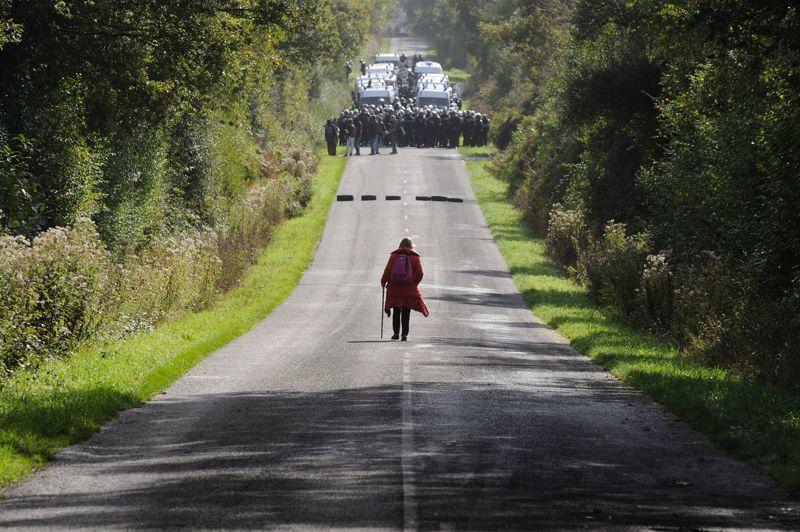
[399,237,414,249]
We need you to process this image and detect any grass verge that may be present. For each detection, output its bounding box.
[0,151,348,488]
[461,145,800,493]
[380,36,391,53]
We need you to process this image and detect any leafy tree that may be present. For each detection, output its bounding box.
[0,0,390,244]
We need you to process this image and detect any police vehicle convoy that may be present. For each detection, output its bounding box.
[333,52,490,155]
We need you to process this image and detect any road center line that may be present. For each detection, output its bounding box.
[401,349,418,531]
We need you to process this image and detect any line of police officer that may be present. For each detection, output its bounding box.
[325,101,490,155]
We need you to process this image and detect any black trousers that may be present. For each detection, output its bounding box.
[326,138,337,156]
[392,307,411,336]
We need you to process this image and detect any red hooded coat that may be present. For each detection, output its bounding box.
[381,248,429,317]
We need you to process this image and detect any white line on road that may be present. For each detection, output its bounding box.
[402,350,418,530]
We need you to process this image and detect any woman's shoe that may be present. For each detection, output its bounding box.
[391,334,400,340]
[401,336,407,341]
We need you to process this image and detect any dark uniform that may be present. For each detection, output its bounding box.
[462,112,475,147]
[324,119,338,155]
[439,113,449,148]
[354,116,363,155]
[430,112,441,148]
[338,115,348,146]
[388,116,401,154]
[448,112,462,149]
[415,112,426,148]
[403,112,415,147]
[478,115,490,146]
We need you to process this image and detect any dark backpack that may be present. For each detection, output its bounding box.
[390,253,414,285]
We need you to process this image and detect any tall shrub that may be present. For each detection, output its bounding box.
[578,221,650,318]
[0,218,109,375]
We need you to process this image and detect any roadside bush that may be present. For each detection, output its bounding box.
[114,229,222,333]
[545,203,586,270]
[578,221,650,318]
[669,253,800,389]
[669,252,729,353]
[0,218,109,376]
[730,297,800,390]
[216,181,286,290]
[0,169,299,376]
[281,147,318,217]
[491,109,523,151]
[638,252,673,332]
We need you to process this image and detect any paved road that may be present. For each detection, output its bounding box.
[1,38,798,531]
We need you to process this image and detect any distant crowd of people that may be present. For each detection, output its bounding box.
[324,100,490,157]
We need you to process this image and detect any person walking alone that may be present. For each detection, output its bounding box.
[381,238,429,341]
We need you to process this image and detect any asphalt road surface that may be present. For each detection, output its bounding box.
[1,38,798,531]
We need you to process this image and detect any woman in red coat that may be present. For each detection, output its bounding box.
[381,237,429,341]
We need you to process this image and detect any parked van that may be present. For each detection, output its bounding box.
[415,61,443,75]
[417,88,450,108]
[356,74,390,93]
[359,87,396,107]
[417,73,448,87]
[416,81,450,95]
[366,63,394,75]
[374,53,401,68]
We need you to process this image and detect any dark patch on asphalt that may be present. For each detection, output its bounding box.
[361,195,377,201]
[416,196,431,201]
[385,195,401,201]
[336,195,354,201]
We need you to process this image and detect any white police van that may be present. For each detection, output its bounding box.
[416,86,450,108]
[414,61,443,75]
[359,87,396,107]
[374,53,401,68]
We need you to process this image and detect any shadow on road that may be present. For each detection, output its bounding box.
[427,290,529,310]
[2,373,796,529]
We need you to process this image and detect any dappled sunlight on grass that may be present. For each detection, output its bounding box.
[464,149,800,492]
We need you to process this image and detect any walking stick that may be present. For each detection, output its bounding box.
[381,285,385,339]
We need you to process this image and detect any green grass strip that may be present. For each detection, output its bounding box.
[0,152,348,487]
[461,145,800,493]
[380,36,391,53]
